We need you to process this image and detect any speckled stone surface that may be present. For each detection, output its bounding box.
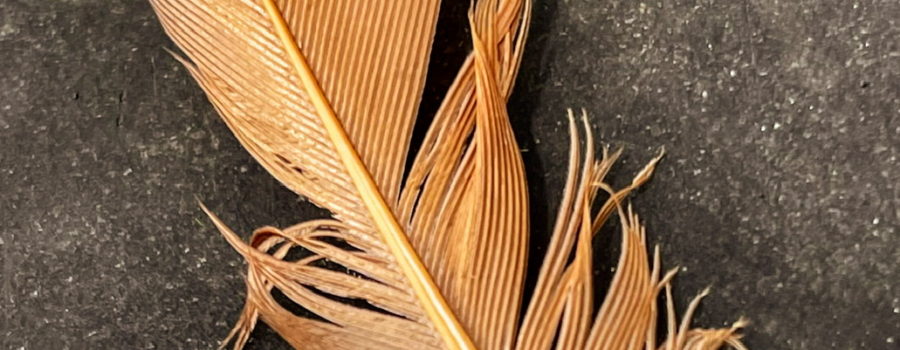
[1,0,898,349]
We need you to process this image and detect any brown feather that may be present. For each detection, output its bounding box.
[150,0,748,349]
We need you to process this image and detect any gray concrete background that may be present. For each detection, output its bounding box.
[1,0,898,349]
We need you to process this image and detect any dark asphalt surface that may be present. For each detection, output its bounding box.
[1,0,898,349]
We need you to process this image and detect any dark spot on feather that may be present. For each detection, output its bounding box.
[270,288,330,323]
[314,235,363,253]
[304,284,409,321]
[274,153,291,164]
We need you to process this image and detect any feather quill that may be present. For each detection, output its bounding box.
[150,0,748,349]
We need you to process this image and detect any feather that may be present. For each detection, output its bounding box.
[150,0,748,349]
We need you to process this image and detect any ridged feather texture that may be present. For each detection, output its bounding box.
[150,0,748,349]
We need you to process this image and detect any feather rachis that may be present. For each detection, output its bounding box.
[261,1,474,348]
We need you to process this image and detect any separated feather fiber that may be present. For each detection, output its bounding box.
[150,0,748,349]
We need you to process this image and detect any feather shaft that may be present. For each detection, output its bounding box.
[261,1,474,349]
